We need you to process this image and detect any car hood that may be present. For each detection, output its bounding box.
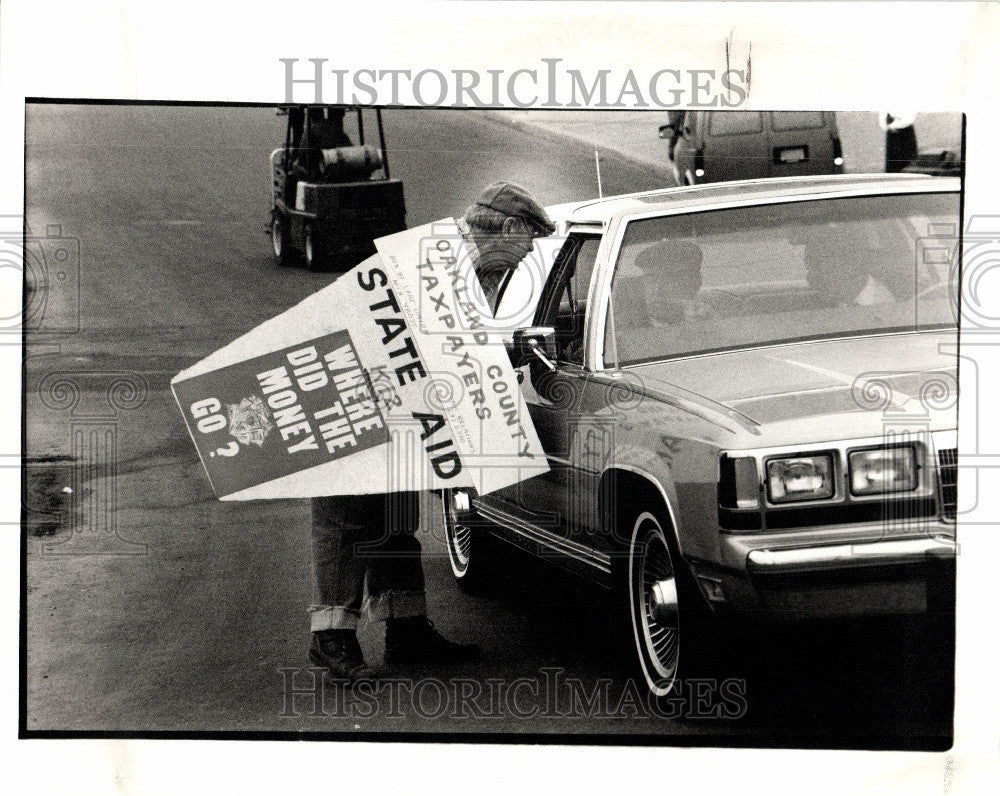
[628,330,958,446]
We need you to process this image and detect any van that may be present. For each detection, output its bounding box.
[662,111,844,185]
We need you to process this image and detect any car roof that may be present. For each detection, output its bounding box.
[549,174,960,228]
[698,109,836,130]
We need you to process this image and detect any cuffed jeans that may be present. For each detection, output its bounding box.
[308,492,427,631]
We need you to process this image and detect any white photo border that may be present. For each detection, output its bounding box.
[3,1,999,794]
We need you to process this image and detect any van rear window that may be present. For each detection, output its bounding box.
[708,112,763,135]
[771,112,826,130]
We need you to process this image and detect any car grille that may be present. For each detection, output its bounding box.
[937,448,958,521]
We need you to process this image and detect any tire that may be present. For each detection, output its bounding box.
[622,508,714,697]
[270,213,294,267]
[441,490,493,593]
[304,226,324,271]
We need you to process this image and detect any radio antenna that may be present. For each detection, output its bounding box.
[594,147,604,199]
[593,119,603,198]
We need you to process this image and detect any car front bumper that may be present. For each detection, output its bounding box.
[695,522,956,620]
[746,535,955,574]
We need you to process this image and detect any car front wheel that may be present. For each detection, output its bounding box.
[624,505,723,699]
[441,489,493,593]
[627,510,684,696]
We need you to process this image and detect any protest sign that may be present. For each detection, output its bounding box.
[171,220,549,500]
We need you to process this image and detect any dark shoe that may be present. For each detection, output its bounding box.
[384,617,480,665]
[308,630,377,682]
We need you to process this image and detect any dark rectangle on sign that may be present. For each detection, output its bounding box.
[172,330,388,497]
[774,146,808,164]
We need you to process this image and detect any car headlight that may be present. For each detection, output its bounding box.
[849,446,917,496]
[766,454,834,503]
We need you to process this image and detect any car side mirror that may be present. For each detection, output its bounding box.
[510,326,558,370]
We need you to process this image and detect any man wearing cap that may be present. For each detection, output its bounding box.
[458,181,556,313]
[307,181,553,682]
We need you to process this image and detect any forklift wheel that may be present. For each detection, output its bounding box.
[304,227,325,272]
[271,214,294,267]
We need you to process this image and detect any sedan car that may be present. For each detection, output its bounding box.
[443,174,959,697]
[662,111,845,185]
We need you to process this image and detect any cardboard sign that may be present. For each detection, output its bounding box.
[172,331,390,497]
[172,220,549,500]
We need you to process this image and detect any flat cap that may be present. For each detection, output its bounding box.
[475,181,555,236]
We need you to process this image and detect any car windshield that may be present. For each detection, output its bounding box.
[605,192,960,367]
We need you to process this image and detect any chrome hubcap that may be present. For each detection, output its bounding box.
[451,523,472,566]
[443,492,473,575]
[649,577,678,628]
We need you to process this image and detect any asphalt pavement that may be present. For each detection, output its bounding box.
[24,104,953,744]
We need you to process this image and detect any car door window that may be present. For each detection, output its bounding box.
[491,235,567,334]
[535,235,601,364]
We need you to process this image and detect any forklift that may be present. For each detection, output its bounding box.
[269,106,406,271]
